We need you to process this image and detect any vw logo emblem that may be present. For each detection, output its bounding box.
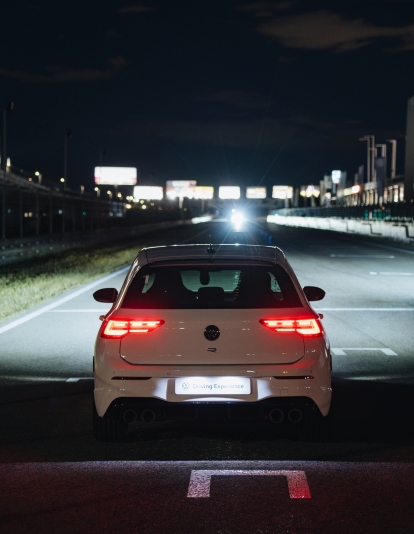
[182,382,190,391]
[204,325,220,341]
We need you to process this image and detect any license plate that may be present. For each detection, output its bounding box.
[175,376,251,395]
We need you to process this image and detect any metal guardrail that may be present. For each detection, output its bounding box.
[274,204,414,221]
[0,220,191,265]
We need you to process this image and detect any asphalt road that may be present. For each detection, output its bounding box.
[1,219,414,533]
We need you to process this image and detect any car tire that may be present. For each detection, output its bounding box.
[300,408,331,442]
[93,401,127,442]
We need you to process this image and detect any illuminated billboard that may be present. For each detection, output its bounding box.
[218,186,240,199]
[194,186,214,199]
[94,167,137,186]
[331,170,341,185]
[166,180,197,199]
[133,186,163,200]
[272,186,293,199]
[246,187,267,199]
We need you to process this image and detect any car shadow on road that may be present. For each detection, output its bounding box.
[1,377,414,462]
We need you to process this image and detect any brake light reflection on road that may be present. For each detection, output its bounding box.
[259,318,321,337]
[102,319,165,338]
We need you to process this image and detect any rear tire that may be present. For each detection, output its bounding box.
[93,401,127,442]
[300,408,331,442]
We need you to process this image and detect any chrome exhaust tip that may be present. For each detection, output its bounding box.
[269,408,284,424]
[141,409,156,424]
[123,409,137,424]
[287,408,303,424]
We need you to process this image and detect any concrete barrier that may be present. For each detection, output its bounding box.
[267,214,414,242]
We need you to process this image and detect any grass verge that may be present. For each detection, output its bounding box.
[0,242,142,323]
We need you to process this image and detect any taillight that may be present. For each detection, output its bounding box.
[259,318,321,337]
[101,319,165,338]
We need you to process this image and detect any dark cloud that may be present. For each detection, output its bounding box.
[0,56,128,84]
[250,9,414,52]
[118,5,153,14]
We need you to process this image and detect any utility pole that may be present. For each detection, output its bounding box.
[2,101,13,240]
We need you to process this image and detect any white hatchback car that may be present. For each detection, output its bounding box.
[93,244,332,441]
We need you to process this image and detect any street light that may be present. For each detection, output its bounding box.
[35,171,42,185]
[387,139,397,179]
[2,100,14,240]
[94,186,100,198]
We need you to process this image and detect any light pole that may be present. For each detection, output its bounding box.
[376,144,387,159]
[35,171,42,185]
[387,139,397,179]
[2,100,14,240]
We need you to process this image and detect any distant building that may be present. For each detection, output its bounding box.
[404,96,414,202]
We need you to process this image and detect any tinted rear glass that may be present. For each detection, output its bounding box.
[121,262,302,309]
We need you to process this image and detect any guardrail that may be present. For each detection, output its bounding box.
[0,220,193,265]
[267,214,414,241]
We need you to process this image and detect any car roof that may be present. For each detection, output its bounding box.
[137,244,286,266]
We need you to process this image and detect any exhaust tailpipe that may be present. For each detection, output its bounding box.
[123,409,137,424]
[287,408,303,424]
[269,408,284,424]
[141,409,156,424]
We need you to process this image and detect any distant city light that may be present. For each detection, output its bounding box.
[133,186,163,200]
[272,186,293,199]
[219,186,240,199]
[94,166,137,185]
[300,185,320,198]
[246,187,267,199]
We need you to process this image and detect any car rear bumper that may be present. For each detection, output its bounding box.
[94,371,331,417]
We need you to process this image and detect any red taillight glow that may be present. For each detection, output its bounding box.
[101,319,165,338]
[259,318,321,337]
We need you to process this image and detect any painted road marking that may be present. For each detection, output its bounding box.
[330,254,395,258]
[316,308,414,311]
[0,266,129,335]
[187,470,311,499]
[332,348,398,356]
[370,272,414,275]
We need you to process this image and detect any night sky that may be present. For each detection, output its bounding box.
[2,0,414,192]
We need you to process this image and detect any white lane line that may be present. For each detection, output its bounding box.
[0,266,129,335]
[370,272,414,276]
[187,470,311,499]
[47,309,110,313]
[330,254,395,258]
[66,377,93,382]
[332,348,398,356]
[316,308,414,311]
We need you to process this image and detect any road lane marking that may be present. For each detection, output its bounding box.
[330,254,395,258]
[332,348,397,356]
[0,266,129,335]
[316,308,414,311]
[187,470,311,499]
[370,272,414,275]
[66,377,92,382]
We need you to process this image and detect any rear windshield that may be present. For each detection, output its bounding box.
[121,262,303,309]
